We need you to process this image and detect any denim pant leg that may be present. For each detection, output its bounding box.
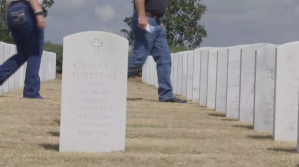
[151,26,174,101]
[23,28,44,98]
[128,15,157,77]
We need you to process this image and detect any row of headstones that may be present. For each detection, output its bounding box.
[0,42,57,95]
[142,42,299,153]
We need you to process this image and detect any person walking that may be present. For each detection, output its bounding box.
[128,0,187,103]
[0,0,45,99]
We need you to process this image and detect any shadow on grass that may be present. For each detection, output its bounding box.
[232,124,253,129]
[267,148,297,153]
[48,131,60,137]
[221,118,238,122]
[208,113,226,117]
[40,144,59,151]
[127,98,143,101]
[247,134,272,140]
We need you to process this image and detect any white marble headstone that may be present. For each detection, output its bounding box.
[187,51,194,100]
[226,45,249,118]
[2,44,10,93]
[170,54,174,84]
[216,48,228,112]
[8,45,16,91]
[177,53,183,95]
[274,41,299,141]
[182,52,188,97]
[173,53,179,94]
[254,45,276,132]
[0,43,3,95]
[192,47,212,102]
[239,43,271,122]
[60,31,128,153]
[207,48,218,109]
[199,50,209,106]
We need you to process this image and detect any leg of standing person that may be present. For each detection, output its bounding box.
[127,13,186,103]
[0,3,29,89]
[23,6,44,99]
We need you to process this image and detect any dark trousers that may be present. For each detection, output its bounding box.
[128,14,173,101]
[0,2,44,98]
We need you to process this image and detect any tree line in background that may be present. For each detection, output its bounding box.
[0,0,207,75]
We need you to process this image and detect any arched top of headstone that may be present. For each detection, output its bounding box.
[194,47,213,51]
[64,31,127,42]
[278,41,299,49]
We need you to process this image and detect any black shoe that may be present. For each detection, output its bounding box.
[161,96,187,103]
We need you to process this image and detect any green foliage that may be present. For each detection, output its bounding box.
[0,0,54,43]
[43,41,63,74]
[121,0,207,49]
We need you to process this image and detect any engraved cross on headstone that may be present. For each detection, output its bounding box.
[91,39,102,54]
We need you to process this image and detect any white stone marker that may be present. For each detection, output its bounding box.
[2,44,10,93]
[173,53,179,94]
[192,47,212,102]
[226,45,249,118]
[199,49,209,106]
[274,41,299,141]
[0,42,4,95]
[253,45,276,132]
[182,52,188,97]
[216,48,228,112]
[8,44,16,91]
[171,53,174,84]
[207,48,219,109]
[12,45,20,89]
[59,31,128,152]
[187,51,194,100]
[239,43,271,122]
[177,52,183,95]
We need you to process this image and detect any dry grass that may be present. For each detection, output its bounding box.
[0,76,298,167]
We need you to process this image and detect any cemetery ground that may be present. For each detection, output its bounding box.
[0,76,298,167]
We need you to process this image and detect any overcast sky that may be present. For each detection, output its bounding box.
[45,0,299,47]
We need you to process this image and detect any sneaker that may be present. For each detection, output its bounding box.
[161,96,187,103]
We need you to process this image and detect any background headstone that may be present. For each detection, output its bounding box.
[171,54,174,84]
[173,53,179,94]
[226,45,249,118]
[8,44,15,91]
[207,48,218,109]
[0,43,3,95]
[199,50,209,106]
[60,31,128,152]
[177,53,183,95]
[274,41,299,141]
[192,47,212,102]
[2,44,10,93]
[216,48,228,112]
[187,51,194,100]
[254,45,276,132]
[182,52,188,97]
[239,43,271,122]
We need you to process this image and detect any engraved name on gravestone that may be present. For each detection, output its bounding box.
[187,51,194,100]
[199,50,209,106]
[239,43,270,122]
[173,53,179,94]
[59,32,128,153]
[216,48,228,112]
[192,47,212,102]
[226,45,249,118]
[207,48,219,109]
[274,42,299,141]
[182,52,188,97]
[254,45,276,132]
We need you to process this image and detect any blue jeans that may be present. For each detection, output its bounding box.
[0,2,44,98]
[128,14,173,101]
